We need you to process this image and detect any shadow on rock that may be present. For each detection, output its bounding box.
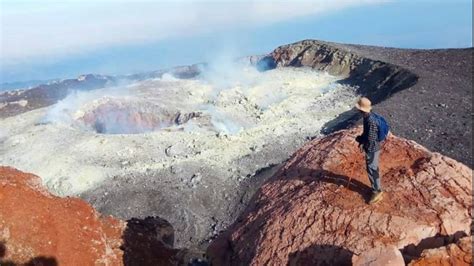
[121,216,178,266]
[0,241,57,266]
[288,244,353,266]
[400,230,468,264]
[121,217,208,266]
[282,167,372,203]
[320,109,361,135]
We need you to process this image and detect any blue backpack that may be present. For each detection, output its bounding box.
[372,113,390,142]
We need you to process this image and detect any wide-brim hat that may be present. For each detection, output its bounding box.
[355,97,372,113]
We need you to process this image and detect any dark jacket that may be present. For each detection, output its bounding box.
[356,113,381,153]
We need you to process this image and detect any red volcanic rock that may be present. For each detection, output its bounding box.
[408,236,472,266]
[208,127,472,265]
[0,167,193,265]
[0,166,125,265]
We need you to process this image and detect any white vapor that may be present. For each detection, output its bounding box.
[0,0,388,65]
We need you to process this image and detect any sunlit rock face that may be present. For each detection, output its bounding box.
[0,66,358,247]
[0,166,125,265]
[207,127,472,265]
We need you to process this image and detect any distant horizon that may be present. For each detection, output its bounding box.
[1,0,472,84]
[2,39,473,87]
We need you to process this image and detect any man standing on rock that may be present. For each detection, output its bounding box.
[355,97,389,204]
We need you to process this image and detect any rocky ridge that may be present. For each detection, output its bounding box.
[259,39,472,167]
[0,65,202,119]
[207,127,472,265]
[263,40,418,103]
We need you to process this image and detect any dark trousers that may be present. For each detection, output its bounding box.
[365,150,381,192]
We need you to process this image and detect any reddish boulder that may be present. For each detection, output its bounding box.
[0,167,199,265]
[208,128,472,265]
[352,245,405,266]
[0,166,125,265]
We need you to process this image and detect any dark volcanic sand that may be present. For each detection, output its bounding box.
[340,45,473,168]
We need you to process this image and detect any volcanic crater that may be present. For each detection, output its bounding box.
[0,40,472,251]
[1,64,359,247]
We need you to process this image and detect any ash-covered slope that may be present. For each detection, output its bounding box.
[207,127,472,265]
[261,39,473,167]
[0,166,202,265]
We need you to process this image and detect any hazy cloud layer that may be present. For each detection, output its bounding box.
[1,0,387,65]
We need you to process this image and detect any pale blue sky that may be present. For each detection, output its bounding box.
[0,0,472,83]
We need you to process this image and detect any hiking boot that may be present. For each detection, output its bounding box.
[368,191,384,204]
